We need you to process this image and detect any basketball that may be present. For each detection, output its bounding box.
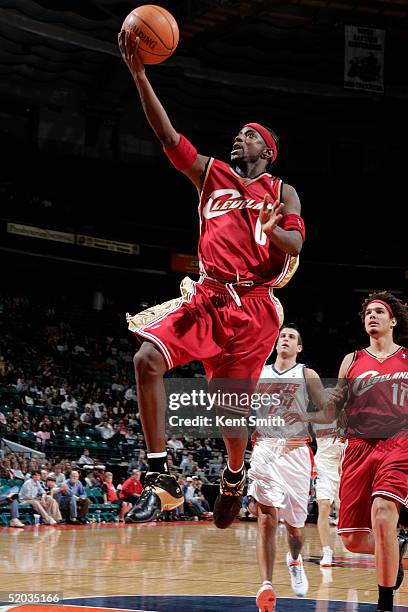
[121,5,179,65]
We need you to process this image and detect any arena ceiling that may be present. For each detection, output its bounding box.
[0,0,407,117]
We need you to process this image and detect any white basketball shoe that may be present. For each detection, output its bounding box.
[286,552,309,597]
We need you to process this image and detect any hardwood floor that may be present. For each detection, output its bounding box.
[0,521,406,609]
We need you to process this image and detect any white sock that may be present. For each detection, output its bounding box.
[323,546,332,553]
[147,451,167,458]
[227,462,244,473]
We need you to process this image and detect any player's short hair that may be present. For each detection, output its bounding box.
[360,291,408,344]
[280,323,303,345]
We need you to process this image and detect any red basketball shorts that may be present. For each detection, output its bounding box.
[338,437,408,534]
[131,277,283,412]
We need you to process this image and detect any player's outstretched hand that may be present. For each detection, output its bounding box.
[284,410,308,424]
[118,30,145,77]
[259,194,284,237]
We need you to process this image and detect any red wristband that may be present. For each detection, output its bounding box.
[281,214,305,241]
[163,133,197,171]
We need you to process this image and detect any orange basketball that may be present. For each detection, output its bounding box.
[121,5,179,65]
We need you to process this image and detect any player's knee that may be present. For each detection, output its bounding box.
[341,533,362,553]
[372,498,398,532]
[317,499,331,515]
[258,509,278,529]
[133,343,166,379]
[286,525,303,543]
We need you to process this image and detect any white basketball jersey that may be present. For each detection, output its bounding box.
[254,362,310,439]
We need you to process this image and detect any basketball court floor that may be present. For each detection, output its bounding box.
[0,521,407,611]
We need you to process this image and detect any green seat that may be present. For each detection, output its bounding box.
[8,480,23,489]
[87,487,104,503]
[86,504,119,524]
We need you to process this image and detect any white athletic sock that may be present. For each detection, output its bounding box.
[147,452,167,458]
[227,462,244,473]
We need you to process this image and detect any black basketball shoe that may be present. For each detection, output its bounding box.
[213,467,246,529]
[395,529,408,590]
[125,472,183,523]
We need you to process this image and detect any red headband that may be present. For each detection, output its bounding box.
[367,299,395,318]
[244,122,278,162]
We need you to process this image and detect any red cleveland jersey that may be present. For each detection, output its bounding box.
[197,158,299,285]
[345,346,408,437]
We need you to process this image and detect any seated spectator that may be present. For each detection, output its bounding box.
[0,486,24,528]
[95,420,114,440]
[192,478,211,514]
[119,469,143,507]
[40,469,49,487]
[63,462,73,479]
[80,407,93,424]
[77,449,95,466]
[180,452,194,474]
[166,454,180,475]
[109,423,127,447]
[56,470,90,525]
[18,470,62,525]
[102,472,127,521]
[53,465,66,486]
[184,478,211,518]
[61,395,78,413]
[43,474,64,521]
[9,466,25,481]
[167,435,184,451]
[132,450,148,473]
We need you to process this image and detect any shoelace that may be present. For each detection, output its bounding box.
[137,478,157,503]
[289,562,303,584]
[138,487,153,503]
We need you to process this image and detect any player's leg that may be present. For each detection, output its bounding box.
[126,286,224,523]
[317,500,332,563]
[371,438,408,599]
[212,291,282,529]
[278,446,313,598]
[134,342,167,456]
[125,342,183,522]
[372,496,400,600]
[247,449,282,612]
[212,417,248,529]
[338,439,375,552]
[285,522,309,597]
[340,531,375,553]
[252,501,278,612]
[315,440,342,565]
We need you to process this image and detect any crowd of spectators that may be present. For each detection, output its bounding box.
[0,446,216,527]
[0,290,341,529]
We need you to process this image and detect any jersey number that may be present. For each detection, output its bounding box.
[392,382,408,407]
[255,218,267,246]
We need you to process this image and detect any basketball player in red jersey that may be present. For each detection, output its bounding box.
[118,32,305,527]
[298,292,408,612]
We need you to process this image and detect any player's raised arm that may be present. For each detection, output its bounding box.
[259,184,304,256]
[118,32,208,189]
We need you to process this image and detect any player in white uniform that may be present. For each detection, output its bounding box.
[313,426,345,566]
[250,325,332,612]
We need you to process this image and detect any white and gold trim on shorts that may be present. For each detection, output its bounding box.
[268,290,284,327]
[126,276,196,369]
[126,276,195,333]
